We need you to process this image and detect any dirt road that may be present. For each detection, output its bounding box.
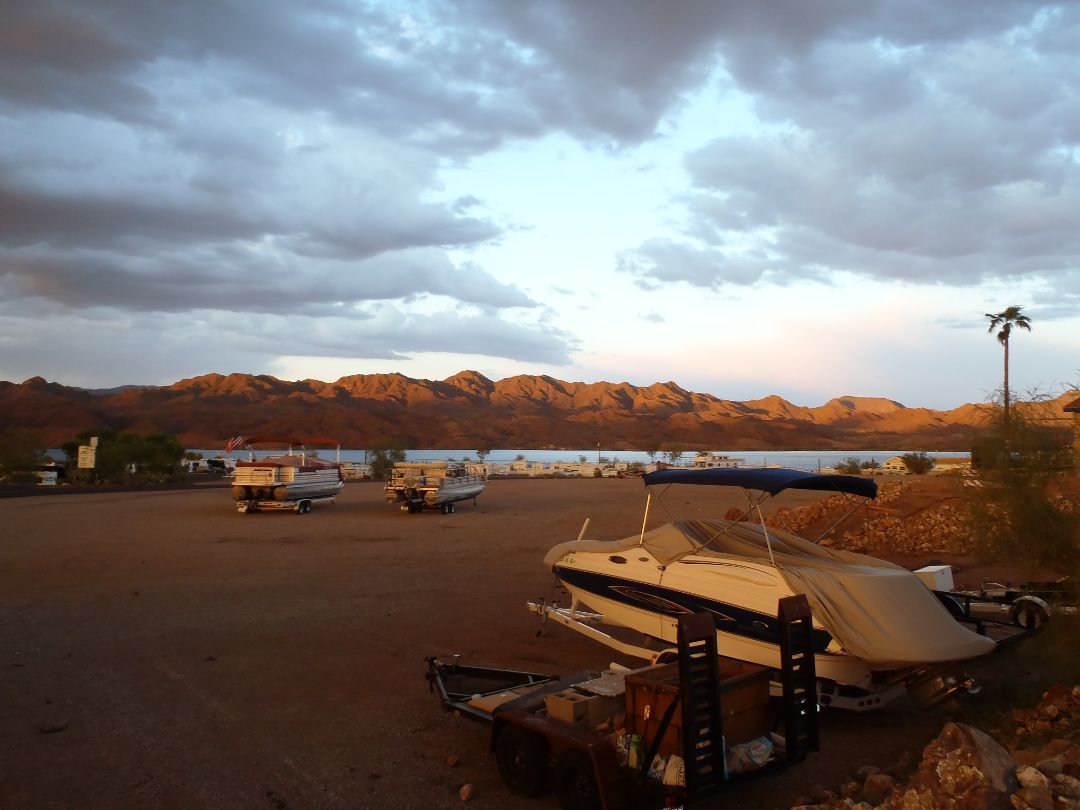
[1,479,947,809]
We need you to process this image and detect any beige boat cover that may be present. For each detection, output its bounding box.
[545,519,996,667]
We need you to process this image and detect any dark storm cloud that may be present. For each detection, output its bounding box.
[0,247,533,313]
[4,0,1079,377]
[0,302,573,387]
[0,0,568,369]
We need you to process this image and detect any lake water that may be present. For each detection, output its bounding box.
[183,447,969,472]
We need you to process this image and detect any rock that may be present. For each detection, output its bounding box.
[458,783,474,801]
[887,722,1018,809]
[887,751,917,778]
[1013,786,1054,810]
[812,787,837,803]
[863,772,895,803]
[446,755,460,767]
[1040,705,1062,721]
[1020,766,1051,789]
[856,765,882,781]
[840,781,861,799]
[1056,774,1080,799]
[1038,757,1066,778]
[39,721,68,734]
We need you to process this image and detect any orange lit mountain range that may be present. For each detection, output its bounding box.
[0,370,1050,451]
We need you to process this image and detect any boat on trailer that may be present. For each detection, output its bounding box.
[536,467,1011,710]
[230,436,343,513]
[385,460,486,514]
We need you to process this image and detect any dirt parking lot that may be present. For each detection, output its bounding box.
[2,479,949,809]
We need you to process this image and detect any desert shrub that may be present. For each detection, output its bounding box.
[901,451,933,475]
[968,393,1080,573]
[835,457,863,475]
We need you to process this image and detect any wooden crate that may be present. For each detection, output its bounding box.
[624,659,771,757]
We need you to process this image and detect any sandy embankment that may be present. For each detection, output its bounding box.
[1,479,944,809]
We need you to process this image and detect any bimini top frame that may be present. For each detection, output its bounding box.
[638,467,878,567]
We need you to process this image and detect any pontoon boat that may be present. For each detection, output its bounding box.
[230,436,343,511]
[385,460,486,514]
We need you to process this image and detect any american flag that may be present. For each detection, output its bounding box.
[225,435,246,453]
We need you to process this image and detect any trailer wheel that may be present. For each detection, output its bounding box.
[298,501,311,514]
[448,502,456,514]
[554,750,602,810]
[495,725,547,797]
[1011,597,1049,629]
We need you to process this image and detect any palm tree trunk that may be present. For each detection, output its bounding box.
[1003,336,1010,421]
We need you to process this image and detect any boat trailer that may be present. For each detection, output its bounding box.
[428,596,820,810]
[530,579,1041,714]
[235,493,337,514]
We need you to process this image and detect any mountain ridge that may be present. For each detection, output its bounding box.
[0,370,1033,450]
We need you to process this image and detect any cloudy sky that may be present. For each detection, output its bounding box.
[3,1,1079,409]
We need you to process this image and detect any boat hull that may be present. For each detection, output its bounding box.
[556,564,875,689]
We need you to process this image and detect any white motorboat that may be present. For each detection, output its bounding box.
[541,467,998,709]
[230,436,343,512]
[385,460,486,514]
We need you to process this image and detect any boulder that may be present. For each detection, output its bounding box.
[886,722,1018,810]
[1019,766,1051,789]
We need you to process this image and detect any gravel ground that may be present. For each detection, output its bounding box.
[1,478,970,809]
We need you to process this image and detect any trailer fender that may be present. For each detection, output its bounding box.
[492,710,627,809]
[1010,596,1050,629]
[493,722,548,797]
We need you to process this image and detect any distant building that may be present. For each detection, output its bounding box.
[930,457,970,474]
[691,452,743,469]
[881,456,910,474]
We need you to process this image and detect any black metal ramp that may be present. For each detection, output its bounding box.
[777,594,819,761]
[677,612,726,800]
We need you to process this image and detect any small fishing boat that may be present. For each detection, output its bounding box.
[385,460,486,514]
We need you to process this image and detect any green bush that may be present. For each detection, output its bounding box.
[369,437,407,479]
[61,428,185,484]
[0,427,44,481]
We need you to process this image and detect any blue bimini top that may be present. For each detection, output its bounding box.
[642,467,878,499]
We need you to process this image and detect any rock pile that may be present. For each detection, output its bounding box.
[835,503,976,555]
[1011,684,1080,743]
[765,481,977,555]
[790,685,1080,810]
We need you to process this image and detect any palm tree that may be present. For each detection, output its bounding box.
[985,305,1032,421]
